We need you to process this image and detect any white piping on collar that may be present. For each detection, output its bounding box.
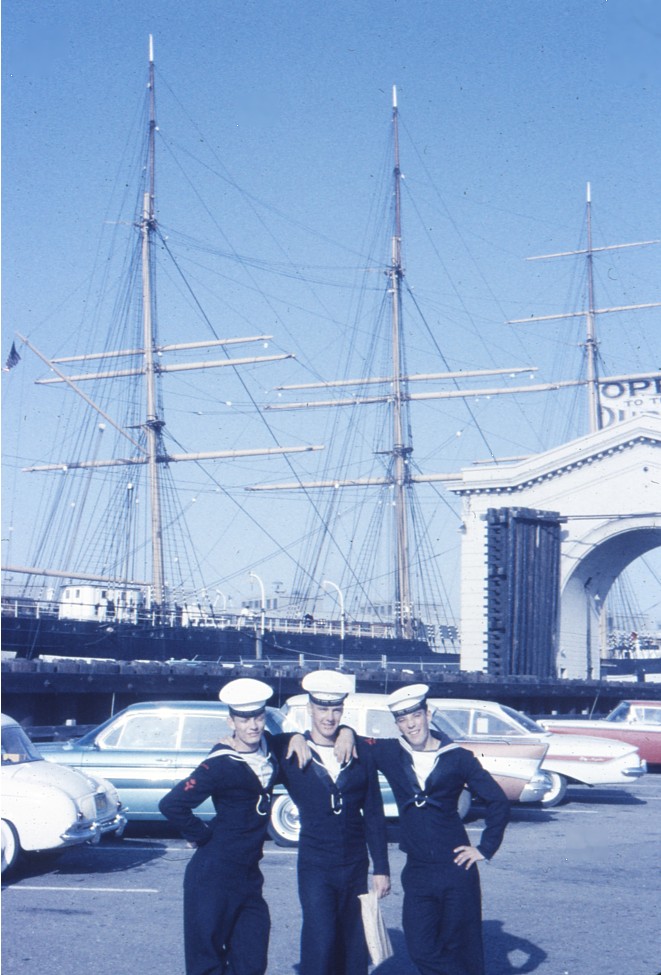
[398,737,460,760]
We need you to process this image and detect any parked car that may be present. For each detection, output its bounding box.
[39,700,309,845]
[1,713,126,875]
[540,699,661,768]
[280,692,551,829]
[428,698,647,806]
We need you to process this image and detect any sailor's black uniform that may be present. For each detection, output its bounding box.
[270,732,389,975]
[159,740,279,975]
[365,730,510,975]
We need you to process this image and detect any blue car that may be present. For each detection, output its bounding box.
[39,700,301,844]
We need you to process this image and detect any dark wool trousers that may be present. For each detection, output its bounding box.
[183,855,269,975]
[297,857,369,975]
[401,858,484,975]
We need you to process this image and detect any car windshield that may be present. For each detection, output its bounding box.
[500,705,546,734]
[429,710,466,739]
[265,707,286,734]
[607,702,632,723]
[2,724,43,765]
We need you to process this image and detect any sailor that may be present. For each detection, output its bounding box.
[269,670,390,975]
[353,684,510,975]
[159,678,281,975]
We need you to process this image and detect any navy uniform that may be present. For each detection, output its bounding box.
[159,679,278,975]
[269,671,390,975]
[364,684,510,975]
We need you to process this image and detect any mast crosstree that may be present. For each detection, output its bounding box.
[508,182,661,434]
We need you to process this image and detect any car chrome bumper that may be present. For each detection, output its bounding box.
[61,823,101,845]
[96,812,128,836]
[61,812,127,846]
[518,771,553,802]
[623,761,647,777]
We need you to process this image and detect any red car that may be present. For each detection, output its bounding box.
[541,700,661,767]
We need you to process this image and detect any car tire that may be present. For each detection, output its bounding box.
[540,772,568,807]
[267,794,300,847]
[1,819,20,875]
[457,788,472,820]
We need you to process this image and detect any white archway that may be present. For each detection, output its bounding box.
[559,523,661,678]
[445,414,661,678]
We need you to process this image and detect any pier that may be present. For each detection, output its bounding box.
[3,654,660,732]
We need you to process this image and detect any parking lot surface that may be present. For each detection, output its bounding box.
[3,776,660,975]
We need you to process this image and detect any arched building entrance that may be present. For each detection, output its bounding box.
[446,415,661,679]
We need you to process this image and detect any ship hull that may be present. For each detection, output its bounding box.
[1,613,446,665]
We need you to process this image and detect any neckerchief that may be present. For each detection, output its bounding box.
[206,738,276,816]
[398,736,460,811]
[304,732,350,814]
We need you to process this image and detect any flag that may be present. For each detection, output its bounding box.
[3,342,21,372]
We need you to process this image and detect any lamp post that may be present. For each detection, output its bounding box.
[249,573,266,661]
[322,579,345,640]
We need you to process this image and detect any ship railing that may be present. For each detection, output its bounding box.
[166,610,445,643]
[1,596,455,650]
[1,597,60,621]
[179,611,454,648]
[223,613,400,640]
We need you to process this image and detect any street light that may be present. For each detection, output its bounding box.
[322,579,345,640]
[249,572,266,635]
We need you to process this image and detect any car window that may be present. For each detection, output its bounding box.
[641,708,661,725]
[99,714,180,750]
[434,708,470,735]
[2,724,43,764]
[364,709,398,739]
[181,714,231,750]
[471,712,520,736]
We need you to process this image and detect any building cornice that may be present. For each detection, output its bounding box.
[446,414,661,498]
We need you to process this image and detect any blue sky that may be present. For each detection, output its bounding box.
[2,0,660,625]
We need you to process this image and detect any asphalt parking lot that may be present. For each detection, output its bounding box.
[2,776,660,975]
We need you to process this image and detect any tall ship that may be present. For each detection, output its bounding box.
[2,42,659,671]
[1,42,458,664]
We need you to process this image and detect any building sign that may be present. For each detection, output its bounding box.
[599,376,661,427]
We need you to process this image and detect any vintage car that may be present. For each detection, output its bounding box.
[540,699,661,768]
[280,691,551,830]
[40,701,283,813]
[1,713,127,874]
[40,700,319,845]
[427,698,647,806]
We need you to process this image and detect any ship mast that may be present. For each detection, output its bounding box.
[6,36,325,599]
[142,35,166,607]
[389,85,414,639]
[509,182,661,434]
[584,182,600,431]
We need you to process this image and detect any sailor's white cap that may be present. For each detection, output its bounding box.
[387,683,430,717]
[219,678,273,717]
[302,670,353,706]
